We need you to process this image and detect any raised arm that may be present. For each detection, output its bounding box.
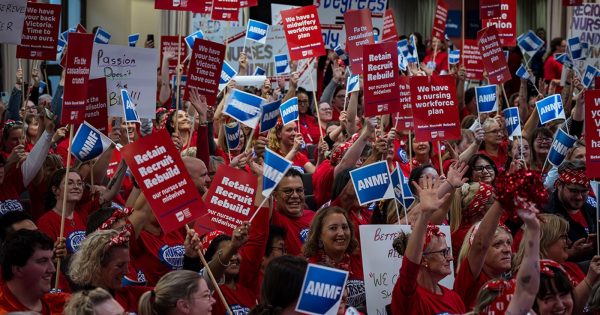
[465,201,504,277]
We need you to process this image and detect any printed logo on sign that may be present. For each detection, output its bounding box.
[71,112,78,120]
[230,304,251,315]
[431,131,438,138]
[175,209,192,222]
[300,228,310,243]
[67,230,86,253]
[158,245,185,269]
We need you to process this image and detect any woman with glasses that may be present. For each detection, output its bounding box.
[529,127,554,173]
[465,154,497,185]
[297,89,321,145]
[478,117,508,173]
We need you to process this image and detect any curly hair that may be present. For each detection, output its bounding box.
[68,229,128,286]
[267,122,284,153]
[302,206,359,258]
[63,287,114,315]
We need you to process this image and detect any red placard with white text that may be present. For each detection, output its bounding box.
[477,26,511,84]
[281,5,325,60]
[431,0,448,40]
[16,2,61,60]
[481,0,516,47]
[203,164,258,235]
[184,39,225,106]
[596,76,600,89]
[85,77,108,134]
[363,41,400,117]
[410,75,461,142]
[480,0,501,19]
[463,39,484,80]
[122,130,210,234]
[585,90,600,178]
[395,76,413,130]
[160,36,188,78]
[211,0,239,21]
[240,0,258,8]
[381,9,398,42]
[345,9,375,75]
[61,33,93,125]
[154,0,210,13]
[563,0,583,6]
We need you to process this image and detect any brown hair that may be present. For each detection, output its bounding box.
[302,207,358,258]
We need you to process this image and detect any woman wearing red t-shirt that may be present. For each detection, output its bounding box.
[544,37,566,86]
[1,121,24,161]
[267,121,316,174]
[479,117,509,173]
[422,37,449,76]
[529,127,553,173]
[298,89,320,145]
[165,109,197,152]
[390,175,465,315]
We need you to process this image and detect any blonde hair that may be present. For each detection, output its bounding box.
[450,182,480,232]
[512,214,567,273]
[181,146,197,157]
[267,124,282,152]
[138,270,203,315]
[64,287,114,315]
[68,230,126,286]
[456,223,512,272]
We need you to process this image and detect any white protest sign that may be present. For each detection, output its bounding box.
[0,0,27,44]
[359,224,454,315]
[570,4,600,72]
[90,44,158,119]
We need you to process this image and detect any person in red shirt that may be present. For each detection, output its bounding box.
[298,88,320,145]
[479,117,509,173]
[544,37,566,86]
[422,37,449,76]
[390,175,465,315]
[0,229,69,315]
[268,121,316,174]
[63,287,124,315]
[0,120,23,161]
[466,154,498,186]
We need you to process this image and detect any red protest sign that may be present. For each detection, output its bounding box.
[478,26,511,84]
[363,41,400,117]
[203,165,258,235]
[154,0,210,13]
[596,76,600,89]
[240,0,258,7]
[481,0,516,46]
[16,2,61,60]
[184,39,225,106]
[481,0,501,19]
[85,77,108,134]
[381,9,398,42]
[344,9,375,75]
[281,5,325,60]
[160,36,188,78]
[563,0,583,6]
[122,130,209,234]
[585,90,600,178]
[431,0,448,40]
[61,33,93,126]
[410,75,461,142]
[463,39,484,80]
[395,76,413,131]
[211,0,239,21]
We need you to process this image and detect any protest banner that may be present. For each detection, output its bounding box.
[410,75,461,142]
[478,26,511,84]
[70,121,112,162]
[262,148,292,197]
[463,39,484,80]
[85,77,108,134]
[431,0,448,40]
[381,9,398,42]
[480,0,501,19]
[583,65,599,89]
[359,224,454,315]
[16,2,61,60]
[89,44,158,119]
[586,90,600,178]
[260,99,281,132]
[280,97,299,125]
[548,128,577,167]
[475,85,498,114]
[204,164,258,235]
[184,30,204,50]
[225,122,241,151]
[570,4,600,71]
[314,0,388,50]
[395,76,413,131]
[246,19,269,45]
[344,9,375,75]
[128,33,140,47]
[122,130,208,234]
[296,264,348,315]
[0,0,27,44]
[274,54,290,75]
[223,89,264,128]
[219,61,237,91]
[481,0,516,47]
[154,0,210,13]
[160,35,188,78]
[503,107,522,139]
[363,41,401,117]
[212,0,239,21]
[121,89,140,124]
[94,27,111,45]
[350,160,394,206]
[536,94,565,125]
[281,5,325,60]
[61,33,93,126]
[184,39,225,106]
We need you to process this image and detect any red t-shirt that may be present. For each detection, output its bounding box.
[37,210,87,254]
[391,256,466,315]
[563,261,585,285]
[312,160,334,208]
[478,140,509,173]
[454,256,493,309]
[114,286,151,313]
[451,224,471,259]
[0,283,68,315]
[106,149,134,202]
[544,54,563,82]
[130,227,186,286]
[271,209,315,256]
[423,51,449,75]
[569,210,588,230]
[238,205,269,293]
[27,177,50,222]
[0,164,25,201]
[299,114,321,144]
[211,284,256,315]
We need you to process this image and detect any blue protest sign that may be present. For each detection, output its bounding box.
[502,107,522,139]
[280,97,299,126]
[224,89,264,128]
[263,148,293,197]
[121,89,140,123]
[536,94,565,125]
[350,160,395,206]
[548,128,577,167]
[555,53,573,68]
[397,39,409,59]
[398,167,414,208]
[567,36,583,60]
[60,27,76,42]
[517,30,544,56]
[260,99,281,132]
[38,81,46,94]
[448,50,460,65]
[446,10,461,38]
[57,38,66,53]
[128,33,140,47]
[583,65,599,89]
[219,61,237,91]
[504,50,509,61]
[274,54,289,75]
[475,85,497,114]
[246,19,269,45]
[171,75,187,90]
[224,122,241,151]
[391,165,414,209]
[334,45,349,66]
[254,66,266,76]
[185,30,204,50]
[515,64,530,80]
[71,121,113,162]
[408,35,419,63]
[346,75,359,94]
[94,28,111,44]
[296,264,349,315]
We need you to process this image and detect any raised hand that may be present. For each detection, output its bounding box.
[184,228,202,258]
[445,161,469,188]
[231,222,250,250]
[412,175,451,215]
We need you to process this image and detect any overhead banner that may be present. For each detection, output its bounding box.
[564,0,583,6]
[481,0,516,47]
[480,0,501,19]
[463,39,484,80]
[344,9,375,75]
[281,5,325,60]
[410,75,461,142]
[363,41,401,117]
[122,130,208,234]
[85,77,108,134]
[0,0,27,44]
[431,0,449,40]
[62,33,94,126]
[16,2,61,60]
[395,76,413,130]
[478,25,511,84]
[586,90,600,178]
[359,224,454,314]
[381,9,398,42]
[570,3,600,71]
[184,38,225,106]
[89,44,158,119]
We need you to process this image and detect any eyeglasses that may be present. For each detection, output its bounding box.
[484,129,503,135]
[279,187,304,196]
[535,137,552,144]
[270,246,287,254]
[565,186,589,196]
[320,107,332,112]
[423,247,451,258]
[473,165,494,173]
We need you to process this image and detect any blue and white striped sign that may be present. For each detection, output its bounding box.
[224,89,264,128]
[71,121,113,162]
[408,35,419,63]
[517,30,544,56]
[246,19,269,45]
[219,61,237,91]
[555,53,573,69]
[38,81,46,94]
[263,148,293,197]
[334,44,349,66]
[536,94,565,125]
[582,65,599,89]
[128,33,140,47]
[515,64,530,80]
[57,38,66,54]
[185,30,204,50]
[350,160,395,206]
[121,89,140,123]
[475,85,497,114]
[548,128,577,167]
[274,54,289,75]
[346,74,359,94]
[502,107,522,139]
[448,50,460,65]
[94,28,111,44]
[391,164,414,209]
[280,97,299,126]
[253,66,266,76]
[260,99,281,132]
[296,264,349,315]
[567,36,583,60]
[225,122,241,151]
